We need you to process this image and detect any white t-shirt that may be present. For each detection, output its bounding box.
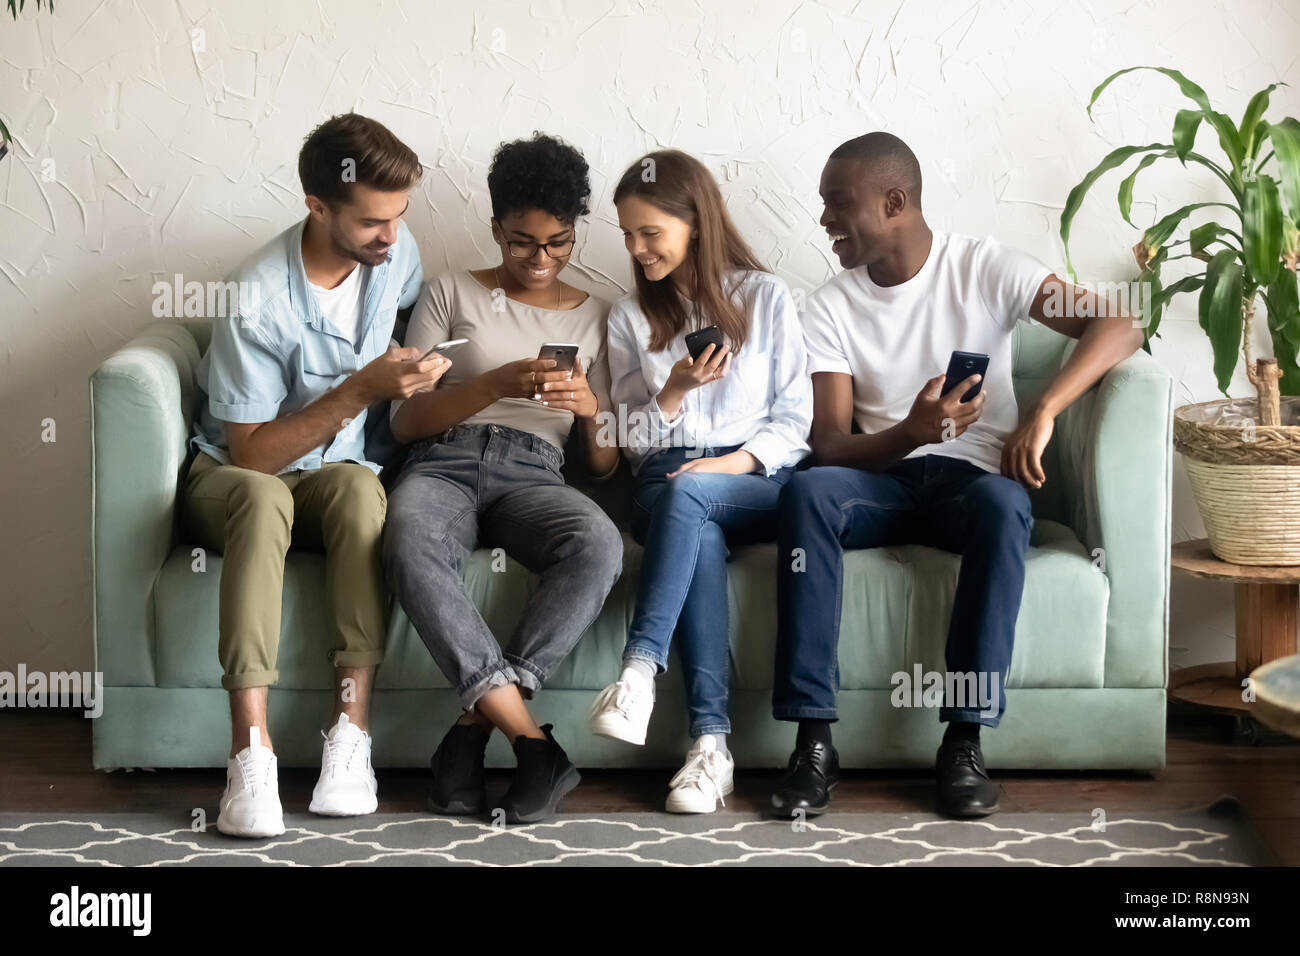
[800,231,1052,474]
[308,262,366,345]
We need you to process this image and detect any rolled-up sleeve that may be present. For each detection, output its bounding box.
[740,279,812,475]
[206,313,288,424]
[607,300,684,455]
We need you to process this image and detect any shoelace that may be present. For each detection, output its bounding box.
[593,679,647,719]
[234,748,275,794]
[946,741,987,776]
[791,745,827,779]
[321,730,365,779]
[669,749,728,807]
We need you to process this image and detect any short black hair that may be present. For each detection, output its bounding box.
[298,113,422,207]
[486,132,591,224]
[830,131,922,208]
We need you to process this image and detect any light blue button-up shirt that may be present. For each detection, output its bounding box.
[191,216,423,475]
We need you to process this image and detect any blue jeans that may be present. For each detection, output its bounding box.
[772,454,1032,728]
[625,444,795,738]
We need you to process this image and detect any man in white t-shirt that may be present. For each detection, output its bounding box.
[769,132,1143,820]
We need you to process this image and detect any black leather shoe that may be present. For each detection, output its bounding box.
[770,740,840,818]
[935,738,1000,817]
[427,721,490,815]
[500,724,581,824]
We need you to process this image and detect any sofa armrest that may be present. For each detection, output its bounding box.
[1053,346,1174,688]
[91,322,201,686]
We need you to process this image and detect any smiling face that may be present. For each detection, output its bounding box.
[617,195,696,284]
[491,208,574,290]
[310,183,411,267]
[818,157,902,271]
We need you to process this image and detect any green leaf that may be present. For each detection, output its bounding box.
[1243,173,1284,285]
[1265,273,1300,394]
[1172,110,1202,163]
[1264,118,1300,220]
[1087,66,1211,120]
[1143,202,1229,251]
[1190,222,1238,259]
[1241,84,1283,159]
[1061,142,1169,281]
[1266,268,1300,348]
[1205,110,1246,174]
[1119,151,1175,224]
[1200,249,1245,393]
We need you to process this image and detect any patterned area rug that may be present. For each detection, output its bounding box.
[0,802,1274,866]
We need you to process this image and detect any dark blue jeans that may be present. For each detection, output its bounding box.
[625,444,795,738]
[772,454,1032,728]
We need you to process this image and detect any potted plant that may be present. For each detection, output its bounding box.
[3,1,58,163]
[1062,66,1300,565]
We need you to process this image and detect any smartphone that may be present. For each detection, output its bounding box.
[538,343,579,372]
[685,325,724,361]
[417,338,467,361]
[941,350,989,403]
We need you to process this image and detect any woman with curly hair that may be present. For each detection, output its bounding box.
[587,150,812,812]
[383,132,623,824]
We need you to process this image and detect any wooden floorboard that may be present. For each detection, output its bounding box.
[1,708,1296,864]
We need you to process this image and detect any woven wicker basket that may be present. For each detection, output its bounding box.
[1174,397,1300,565]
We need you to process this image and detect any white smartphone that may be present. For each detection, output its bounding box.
[417,338,467,361]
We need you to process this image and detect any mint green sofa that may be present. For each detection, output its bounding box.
[91,319,1173,771]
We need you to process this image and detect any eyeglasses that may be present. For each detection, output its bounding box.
[504,237,575,259]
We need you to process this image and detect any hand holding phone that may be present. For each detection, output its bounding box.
[685,325,724,361]
[941,350,989,403]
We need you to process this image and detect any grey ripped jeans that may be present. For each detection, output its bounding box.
[383,423,624,710]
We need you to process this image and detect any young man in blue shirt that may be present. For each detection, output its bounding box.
[185,113,447,837]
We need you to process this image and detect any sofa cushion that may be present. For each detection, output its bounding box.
[154,518,1107,694]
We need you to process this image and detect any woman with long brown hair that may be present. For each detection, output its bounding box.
[588,149,812,812]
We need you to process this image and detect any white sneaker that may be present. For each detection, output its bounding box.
[665,735,734,814]
[217,728,285,838]
[588,671,655,745]
[308,713,378,817]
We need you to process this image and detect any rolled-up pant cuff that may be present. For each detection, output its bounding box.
[623,648,667,676]
[941,707,1002,729]
[772,705,839,722]
[505,654,545,698]
[222,669,279,691]
[457,664,523,712]
[330,648,384,669]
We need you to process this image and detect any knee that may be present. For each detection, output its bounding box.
[577,513,624,577]
[971,478,1033,535]
[780,469,834,522]
[662,472,710,511]
[227,470,294,533]
[319,465,387,529]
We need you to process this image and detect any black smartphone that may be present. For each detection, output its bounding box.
[941,350,989,403]
[685,325,724,361]
[538,343,579,372]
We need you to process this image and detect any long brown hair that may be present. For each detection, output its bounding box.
[613,150,767,353]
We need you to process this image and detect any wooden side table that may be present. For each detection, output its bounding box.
[1170,539,1300,725]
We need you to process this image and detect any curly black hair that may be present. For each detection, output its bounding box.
[486,131,591,224]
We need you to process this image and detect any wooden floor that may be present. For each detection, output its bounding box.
[2,706,1297,864]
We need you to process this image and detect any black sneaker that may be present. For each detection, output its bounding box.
[499,724,580,824]
[427,721,490,815]
[935,738,1000,818]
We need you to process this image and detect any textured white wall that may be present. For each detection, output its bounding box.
[1,0,1297,674]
